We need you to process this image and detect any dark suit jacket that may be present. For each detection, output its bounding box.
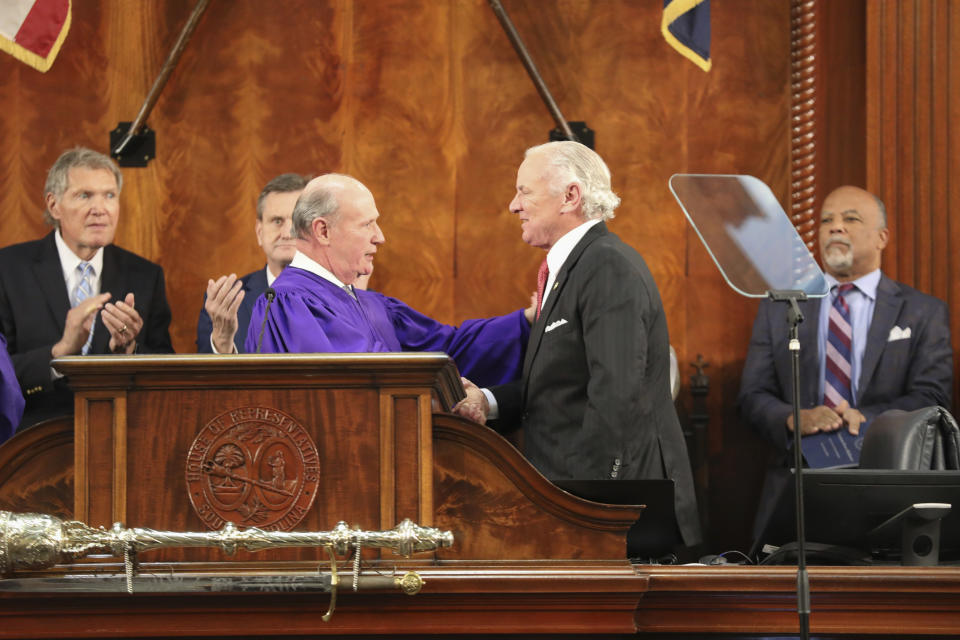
[490,222,701,547]
[739,273,953,453]
[196,267,268,353]
[739,273,953,538]
[0,233,174,429]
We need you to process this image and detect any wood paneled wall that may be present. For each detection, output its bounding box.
[867,0,960,407]
[0,1,793,551]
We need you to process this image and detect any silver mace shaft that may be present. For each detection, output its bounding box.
[0,511,454,576]
[0,511,452,620]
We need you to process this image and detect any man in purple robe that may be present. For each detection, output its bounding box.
[0,333,25,445]
[245,174,530,388]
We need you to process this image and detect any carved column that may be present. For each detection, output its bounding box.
[790,0,818,250]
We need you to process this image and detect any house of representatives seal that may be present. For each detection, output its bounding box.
[186,407,320,531]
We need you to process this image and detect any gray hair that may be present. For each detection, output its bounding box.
[43,147,123,226]
[872,193,887,228]
[525,141,621,220]
[256,173,309,220]
[291,173,364,240]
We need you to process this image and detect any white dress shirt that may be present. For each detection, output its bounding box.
[51,230,104,377]
[55,229,103,298]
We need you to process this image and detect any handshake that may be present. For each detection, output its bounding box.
[452,377,490,425]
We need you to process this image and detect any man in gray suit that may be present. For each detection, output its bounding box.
[739,185,953,534]
[455,141,701,549]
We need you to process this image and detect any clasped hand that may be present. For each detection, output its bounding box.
[786,400,865,437]
[52,293,111,357]
[205,274,245,353]
[102,293,143,353]
[51,292,142,356]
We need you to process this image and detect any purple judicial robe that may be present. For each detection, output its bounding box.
[245,267,529,387]
[0,333,25,445]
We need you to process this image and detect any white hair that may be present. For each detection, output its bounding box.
[525,141,620,220]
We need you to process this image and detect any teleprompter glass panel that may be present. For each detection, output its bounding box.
[669,174,828,298]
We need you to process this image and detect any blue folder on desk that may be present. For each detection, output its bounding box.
[800,422,870,468]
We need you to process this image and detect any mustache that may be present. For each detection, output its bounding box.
[824,238,852,250]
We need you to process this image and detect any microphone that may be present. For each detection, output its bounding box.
[255,287,276,354]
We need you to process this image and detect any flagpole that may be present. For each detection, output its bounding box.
[486,0,577,142]
[112,0,211,157]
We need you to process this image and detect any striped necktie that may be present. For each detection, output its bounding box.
[824,283,855,409]
[73,261,96,355]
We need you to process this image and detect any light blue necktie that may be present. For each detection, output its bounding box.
[73,261,95,355]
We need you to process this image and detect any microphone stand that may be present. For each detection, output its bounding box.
[255,288,276,354]
[768,289,810,640]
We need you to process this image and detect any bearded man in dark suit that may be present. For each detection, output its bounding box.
[454,141,701,549]
[0,147,173,430]
[739,185,953,536]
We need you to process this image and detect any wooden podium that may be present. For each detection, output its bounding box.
[1,354,959,638]
[55,353,640,561]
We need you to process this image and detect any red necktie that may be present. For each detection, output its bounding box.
[535,258,549,320]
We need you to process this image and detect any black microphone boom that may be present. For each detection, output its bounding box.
[255,287,276,354]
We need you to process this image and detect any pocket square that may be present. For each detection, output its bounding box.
[545,318,568,333]
[887,326,911,342]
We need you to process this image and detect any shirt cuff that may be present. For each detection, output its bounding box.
[210,335,238,354]
[480,388,499,421]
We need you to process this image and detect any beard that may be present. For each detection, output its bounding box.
[822,241,853,273]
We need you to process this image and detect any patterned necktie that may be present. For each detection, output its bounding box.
[824,283,855,409]
[535,258,549,320]
[73,261,96,355]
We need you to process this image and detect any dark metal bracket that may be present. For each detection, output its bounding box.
[550,122,594,149]
[109,124,156,168]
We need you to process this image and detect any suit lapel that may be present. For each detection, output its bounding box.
[245,268,268,300]
[799,297,821,404]
[32,233,71,334]
[520,272,563,383]
[520,222,608,395]
[858,275,901,402]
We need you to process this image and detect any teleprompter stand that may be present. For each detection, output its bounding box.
[768,289,811,639]
[669,174,829,640]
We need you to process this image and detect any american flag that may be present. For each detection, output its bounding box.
[0,0,71,73]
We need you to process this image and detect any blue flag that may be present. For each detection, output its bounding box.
[662,0,711,72]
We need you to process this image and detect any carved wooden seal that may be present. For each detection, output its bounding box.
[186,407,320,531]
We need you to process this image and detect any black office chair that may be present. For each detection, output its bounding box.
[860,406,960,470]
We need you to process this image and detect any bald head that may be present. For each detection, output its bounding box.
[291,174,372,239]
[818,186,889,282]
[292,173,384,285]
